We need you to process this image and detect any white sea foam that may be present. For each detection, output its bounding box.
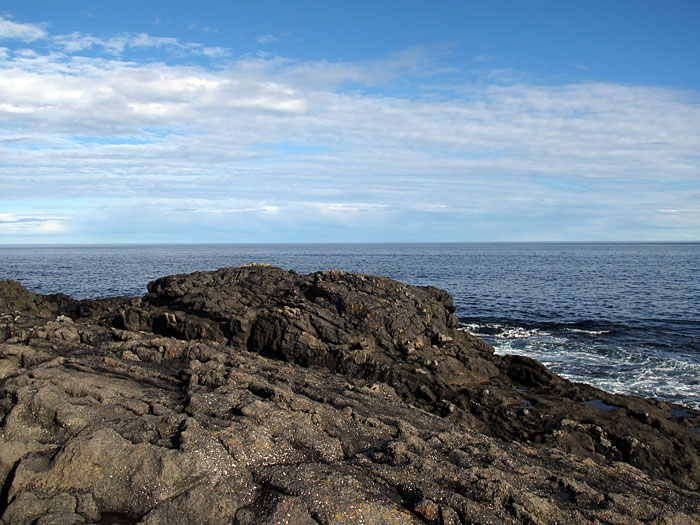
[459,323,484,333]
[460,323,551,339]
[566,328,611,335]
[459,318,699,409]
[491,339,700,410]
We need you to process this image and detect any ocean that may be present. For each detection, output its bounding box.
[1,242,699,409]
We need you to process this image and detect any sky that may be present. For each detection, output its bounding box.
[1,1,699,243]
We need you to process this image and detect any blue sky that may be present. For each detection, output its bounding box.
[1,1,699,243]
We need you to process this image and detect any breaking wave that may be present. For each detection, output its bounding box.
[461,318,700,410]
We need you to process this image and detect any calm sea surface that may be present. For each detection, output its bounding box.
[1,243,699,409]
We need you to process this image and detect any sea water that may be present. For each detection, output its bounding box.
[1,242,698,409]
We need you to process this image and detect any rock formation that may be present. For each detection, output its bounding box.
[1,265,698,524]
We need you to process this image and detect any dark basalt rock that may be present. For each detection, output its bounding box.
[1,266,699,524]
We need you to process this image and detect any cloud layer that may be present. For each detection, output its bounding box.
[1,15,699,242]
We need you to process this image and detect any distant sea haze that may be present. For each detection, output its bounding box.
[1,242,699,409]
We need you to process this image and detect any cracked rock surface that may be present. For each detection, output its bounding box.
[1,266,699,524]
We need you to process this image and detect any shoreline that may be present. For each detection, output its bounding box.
[2,242,699,413]
[1,265,699,522]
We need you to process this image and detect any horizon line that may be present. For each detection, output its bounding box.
[2,240,699,248]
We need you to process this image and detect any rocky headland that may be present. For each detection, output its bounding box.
[1,264,699,524]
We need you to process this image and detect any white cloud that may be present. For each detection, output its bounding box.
[314,203,390,213]
[0,16,47,41]
[256,34,278,44]
[1,17,699,241]
[255,32,293,45]
[49,30,229,58]
[187,23,219,34]
[14,48,38,57]
[2,54,697,175]
[0,213,64,235]
[199,46,229,58]
[52,32,102,53]
[0,103,34,114]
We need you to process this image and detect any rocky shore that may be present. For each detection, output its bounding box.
[1,264,699,524]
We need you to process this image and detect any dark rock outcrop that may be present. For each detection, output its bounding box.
[1,265,699,524]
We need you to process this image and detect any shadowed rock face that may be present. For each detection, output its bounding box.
[1,266,699,524]
[142,265,504,400]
